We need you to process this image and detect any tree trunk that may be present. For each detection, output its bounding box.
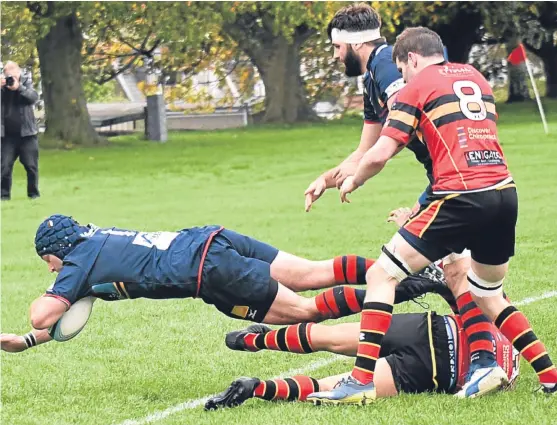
[541,49,557,99]
[435,6,483,63]
[251,35,318,123]
[37,10,102,145]
[525,39,557,99]
[222,16,319,124]
[506,38,530,103]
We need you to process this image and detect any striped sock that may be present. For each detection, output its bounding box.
[352,302,393,385]
[243,323,314,354]
[333,256,375,285]
[495,306,557,385]
[456,292,496,364]
[254,376,320,401]
[314,286,365,319]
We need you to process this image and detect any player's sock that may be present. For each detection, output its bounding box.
[314,286,365,319]
[333,256,375,285]
[456,291,496,365]
[351,302,393,384]
[495,306,557,386]
[254,376,320,402]
[243,323,314,354]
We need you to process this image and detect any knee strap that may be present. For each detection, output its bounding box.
[467,269,504,297]
[377,244,412,283]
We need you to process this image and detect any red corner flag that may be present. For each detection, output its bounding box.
[507,44,527,66]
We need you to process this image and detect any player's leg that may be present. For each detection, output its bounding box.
[468,260,557,395]
[308,233,436,405]
[226,321,360,355]
[309,361,398,406]
[218,228,375,291]
[464,187,557,396]
[202,243,359,324]
[314,270,457,320]
[228,272,461,353]
[271,252,375,291]
[261,283,324,324]
[205,361,398,410]
[443,251,502,387]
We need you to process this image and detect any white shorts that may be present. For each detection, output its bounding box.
[442,249,471,266]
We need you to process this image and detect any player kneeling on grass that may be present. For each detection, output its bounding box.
[206,288,520,409]
[1,214,449,352]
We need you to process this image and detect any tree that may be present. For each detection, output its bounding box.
[214,2,341,123]
[481,2,557,101]
[1,2,219,144]
[520,2,557,98]
[2,2,102,146]
[377,2,484,63]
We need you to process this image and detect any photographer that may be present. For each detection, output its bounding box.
[1,61,40,200]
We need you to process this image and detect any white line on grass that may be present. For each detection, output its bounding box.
[115,355,343,425]
[514,290,557,306]
[114,289,557,425]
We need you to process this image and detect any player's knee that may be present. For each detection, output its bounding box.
[374,243,412,284]
[294,297,321,321]
[327,330,356,355]
[467,268,504,298]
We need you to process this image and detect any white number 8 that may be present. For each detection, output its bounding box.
[453,80,487,121]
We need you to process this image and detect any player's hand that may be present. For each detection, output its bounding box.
[304,175,328,212]
[0,334,28,352]
[387,207,412,228]
[339,176,359,203]
[333,163,357,188]
[0,77,5,88]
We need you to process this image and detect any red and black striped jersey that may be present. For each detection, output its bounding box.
[381,63,512,193]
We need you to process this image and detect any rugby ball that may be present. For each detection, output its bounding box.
[48,297,95,342]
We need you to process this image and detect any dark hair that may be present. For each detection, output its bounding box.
[392,27,445,63]
[327,3,382,41]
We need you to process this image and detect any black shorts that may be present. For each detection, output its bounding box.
[199,229,280,323]
[399,184,518,265]
[383,312,456,394]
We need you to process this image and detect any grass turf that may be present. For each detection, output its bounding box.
[2,100,557,425]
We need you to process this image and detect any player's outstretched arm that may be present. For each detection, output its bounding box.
[0,328,53,353]
[30,296,68,330]
[332,122,383,188]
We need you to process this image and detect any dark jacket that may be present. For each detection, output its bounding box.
[1,73,39,138]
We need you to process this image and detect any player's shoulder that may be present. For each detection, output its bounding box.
[370,44,396,69]
[432,62,485,81]
[373,44,393,60]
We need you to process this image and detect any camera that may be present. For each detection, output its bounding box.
[5,75,15,87]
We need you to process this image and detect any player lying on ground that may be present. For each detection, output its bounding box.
[0,214,448,351]
[206,289,519,409]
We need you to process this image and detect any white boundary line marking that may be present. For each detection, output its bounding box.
[114,290,557,425]
[514,290,557,306]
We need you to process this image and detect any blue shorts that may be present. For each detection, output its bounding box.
[199,229,280,322]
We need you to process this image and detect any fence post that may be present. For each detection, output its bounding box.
[145,94,167,142]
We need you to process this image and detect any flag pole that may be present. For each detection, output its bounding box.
[524,56,549,135]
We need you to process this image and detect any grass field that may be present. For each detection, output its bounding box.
[2,100,557,425]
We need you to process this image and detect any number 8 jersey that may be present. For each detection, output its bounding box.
[382,62,512,194]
